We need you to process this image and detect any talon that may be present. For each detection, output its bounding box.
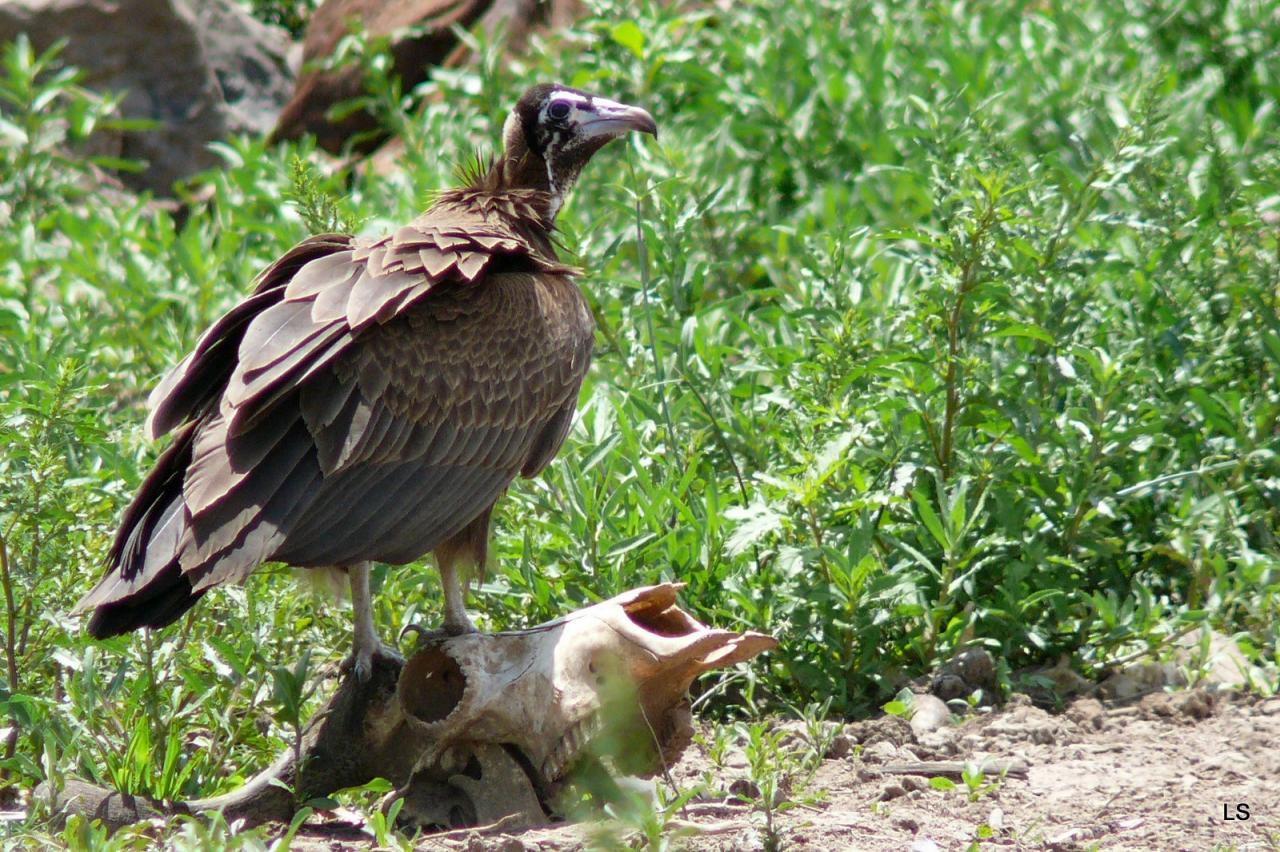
[398,621,475,649]
[398,622,436,644]
[341,642,405,682]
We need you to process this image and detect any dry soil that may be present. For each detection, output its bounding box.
[295,688,1280,851]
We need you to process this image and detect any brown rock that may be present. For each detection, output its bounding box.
[931,647,997,701]
[825,734,854,760]
[845,714,914,747]
[1065,696,1106,731]
[272,0,579,153]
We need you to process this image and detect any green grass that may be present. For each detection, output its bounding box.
[2,0,1279,843]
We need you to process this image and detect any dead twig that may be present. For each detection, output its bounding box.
[876,758,1029,779]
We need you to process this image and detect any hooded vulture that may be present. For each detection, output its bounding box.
[75,84,657,678]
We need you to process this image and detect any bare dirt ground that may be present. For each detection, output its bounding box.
[292,688,1279,851]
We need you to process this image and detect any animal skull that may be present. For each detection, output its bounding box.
[391,583,776,829]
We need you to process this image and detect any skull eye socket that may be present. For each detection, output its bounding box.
[547,99,572,121]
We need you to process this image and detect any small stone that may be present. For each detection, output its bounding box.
[931,647,998,701]
[917,731,959,756]
[1173,689,1216,720]
[1065,697,1106,731]
[902,775,929,792]
[825,734,853,759]
[879,783,909,801]
[862,740,899,764]
[952,648,996,687]
[728,778,761,801]
[931,673,969,702]
[910,694,951,736]
[894,816,920,833]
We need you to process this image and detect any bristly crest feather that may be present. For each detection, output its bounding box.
[454,149,494,190]
[420,151,496,210]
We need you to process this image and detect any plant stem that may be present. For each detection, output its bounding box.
[627,152,678,459]
[0,537,18,765]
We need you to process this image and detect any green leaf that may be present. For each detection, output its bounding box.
[912,488,949,551]
[1262,332,1280,367]
[990,322,1054,345]
[929,776,957,791]
[724,500,783,556]
[882,700,908,717]
[610,21,646,58]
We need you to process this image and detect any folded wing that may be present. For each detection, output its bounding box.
[77,197,592,637]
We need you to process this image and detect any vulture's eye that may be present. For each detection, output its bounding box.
[547,100,572,121]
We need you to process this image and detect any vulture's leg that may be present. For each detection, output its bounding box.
[437,557,477,635]
[433,508,490,635]
[343,562,404,681]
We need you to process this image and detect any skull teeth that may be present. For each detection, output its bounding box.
[541,713,601,781]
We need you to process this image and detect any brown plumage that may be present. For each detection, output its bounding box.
[75,84,657,677]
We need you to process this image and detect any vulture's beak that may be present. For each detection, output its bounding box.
[581,99,658,140]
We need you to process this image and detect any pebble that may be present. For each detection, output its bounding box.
[861,740,899,763]
[825,734,853,759]
[879,782,909,801]
[894,816,920,833]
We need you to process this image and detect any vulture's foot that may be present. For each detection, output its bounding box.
[341,640,405,683]
[443,611,478,636]
[398,616,477,648]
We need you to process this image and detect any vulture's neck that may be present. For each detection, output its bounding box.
[429,152,565,260]
[484,136,585,223]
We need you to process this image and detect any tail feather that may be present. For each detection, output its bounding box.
[85,563,204,638]
[74,423,205,637]
[79,236,358,638]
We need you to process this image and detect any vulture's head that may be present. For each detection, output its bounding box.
[499,84,657,217]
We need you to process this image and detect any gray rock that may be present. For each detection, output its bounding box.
[189,0,294,139]
[1174,628,1259,689]
[0,0,293,195]
[861,739,900,764]
[909,693,951,736]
